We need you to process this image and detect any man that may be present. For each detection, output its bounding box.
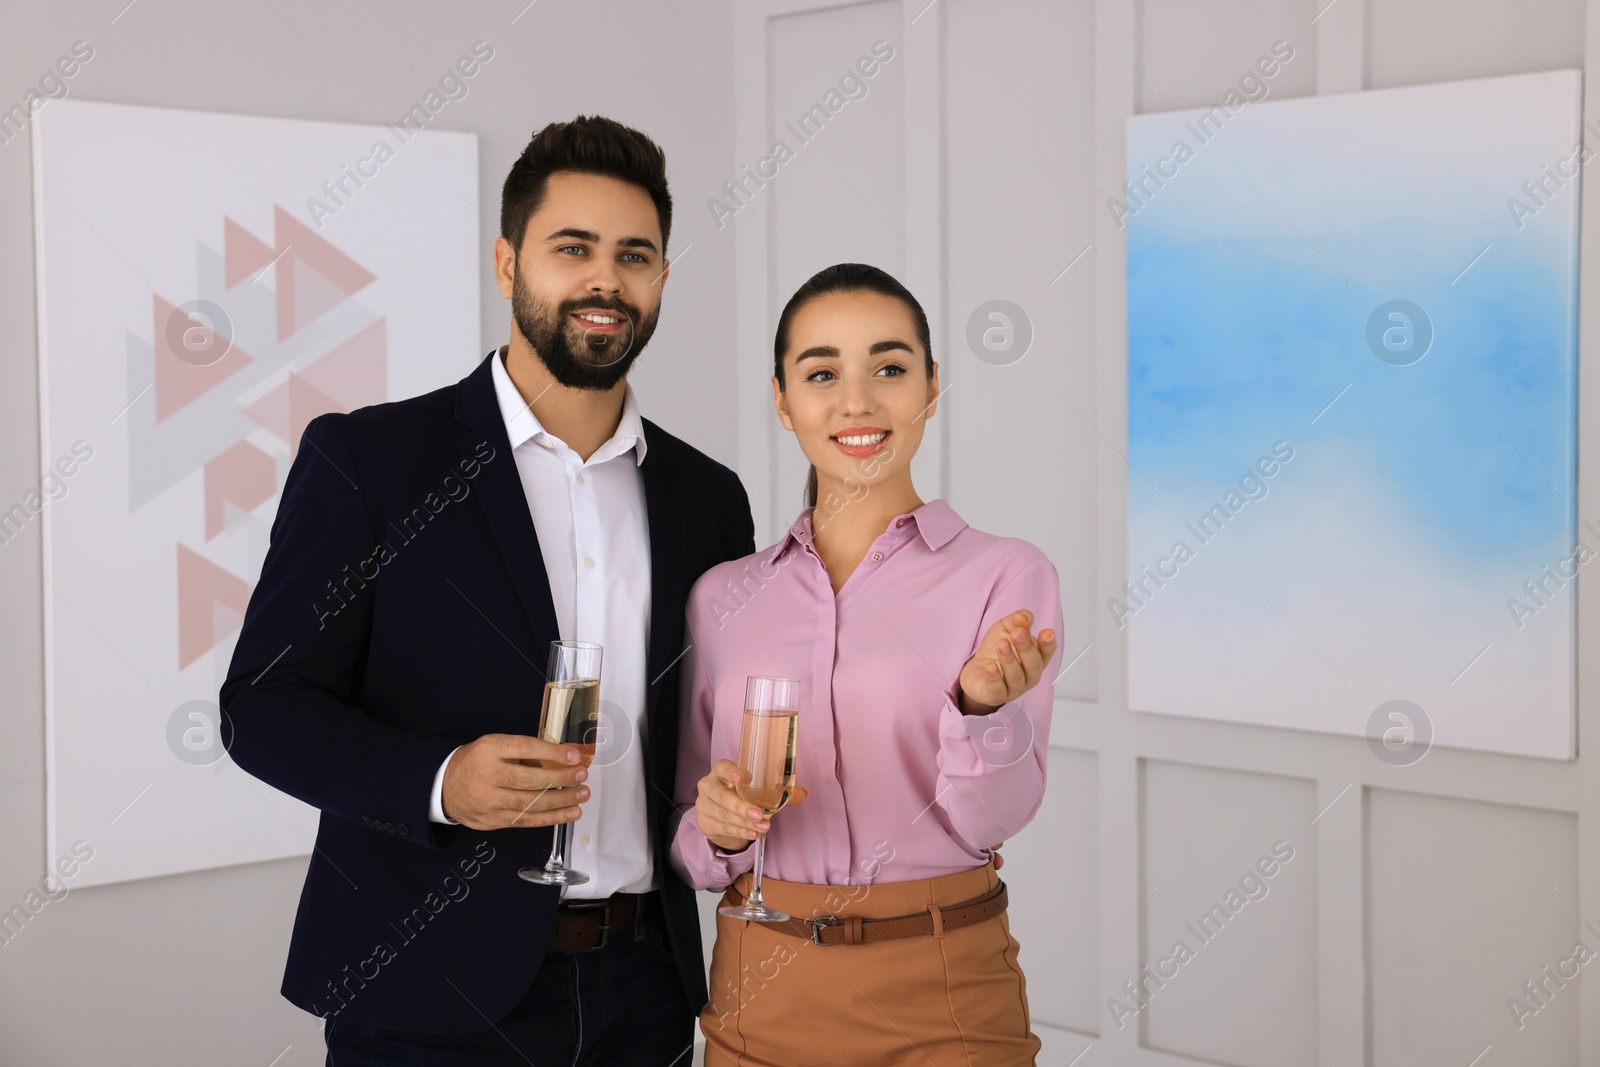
[221,114,754,1065]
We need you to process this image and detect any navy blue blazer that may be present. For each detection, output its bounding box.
[220,351,754,1032]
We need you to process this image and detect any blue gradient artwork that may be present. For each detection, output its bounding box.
[1122,71,1579,759]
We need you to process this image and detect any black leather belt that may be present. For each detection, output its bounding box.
[548,892,640,953]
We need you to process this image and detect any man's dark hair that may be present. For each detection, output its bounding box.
[500,115,673,256]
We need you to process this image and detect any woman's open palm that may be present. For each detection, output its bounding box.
[957,609,1057,715]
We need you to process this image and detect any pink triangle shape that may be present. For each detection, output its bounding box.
[204,439,276,540]
[273,205,377,341]
[241,374,345,458]
[292,255,354,336]
[224,216,277,288]
[154,294,255,423]
[177,544,252,669]
[300,319,387,411]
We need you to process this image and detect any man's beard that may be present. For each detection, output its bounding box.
[511,260,659,391]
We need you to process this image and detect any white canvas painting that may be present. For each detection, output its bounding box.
[32,99,480,886]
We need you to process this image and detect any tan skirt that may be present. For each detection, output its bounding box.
[701,861,1040,1067]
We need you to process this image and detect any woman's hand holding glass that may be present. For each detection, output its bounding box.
[694,759,809,853]
[957,608,1058,716]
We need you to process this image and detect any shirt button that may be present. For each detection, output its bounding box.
[539,438,555,449]
[584,556,596,569]
[871,551,883,562]
[580,834,591,847]
[575,473,585,485]
[895,518,907,528]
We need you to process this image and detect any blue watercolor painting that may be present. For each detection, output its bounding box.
[1123,71,1579,759]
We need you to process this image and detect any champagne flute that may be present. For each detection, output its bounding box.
[719,675,800,923]
[519,641,602,886]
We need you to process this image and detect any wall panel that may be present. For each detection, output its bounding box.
[1141,759,1320,1067]
[1368,786,1580,1067]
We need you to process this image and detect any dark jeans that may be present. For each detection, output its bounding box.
[324,893,695,1066]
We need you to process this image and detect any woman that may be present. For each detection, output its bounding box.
[670,263,1062,1066]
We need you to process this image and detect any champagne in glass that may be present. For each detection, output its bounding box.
[733,709,796,816]
[519,641,602,887]
[539,679,601,755]
[719,675,800,923]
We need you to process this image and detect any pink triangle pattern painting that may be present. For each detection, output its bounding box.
[177,206,388,669]
[164,207,387,671]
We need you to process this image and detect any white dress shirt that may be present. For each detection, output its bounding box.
[427,345,655,900]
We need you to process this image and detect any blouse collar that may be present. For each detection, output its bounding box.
[764,498,968,566]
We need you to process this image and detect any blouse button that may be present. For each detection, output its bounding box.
[895,518,906,528]
[871,551,883,562]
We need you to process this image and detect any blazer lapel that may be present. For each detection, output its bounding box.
[453,353,560,668]
[640,418,688,741]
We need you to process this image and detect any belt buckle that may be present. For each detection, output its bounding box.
[562,901,613,953]
[807,916,841,946]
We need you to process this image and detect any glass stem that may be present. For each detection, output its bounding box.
[748,831,768,909]
[547,822,571,872]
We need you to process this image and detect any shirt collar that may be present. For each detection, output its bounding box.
[765,498,968,565]
[489,346,647,466]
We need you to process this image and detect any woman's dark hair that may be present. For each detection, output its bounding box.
[773,263,934,508]
[500,115,673,256]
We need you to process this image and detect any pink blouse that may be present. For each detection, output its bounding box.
[669,498,1064,889]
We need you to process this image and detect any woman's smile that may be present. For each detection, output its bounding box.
[831,426,892,457]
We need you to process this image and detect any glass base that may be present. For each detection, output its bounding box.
[519,864,590,886]
[719,901,790,922]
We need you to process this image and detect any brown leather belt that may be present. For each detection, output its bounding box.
[759,881,1009,946]
[547,892,639,953]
